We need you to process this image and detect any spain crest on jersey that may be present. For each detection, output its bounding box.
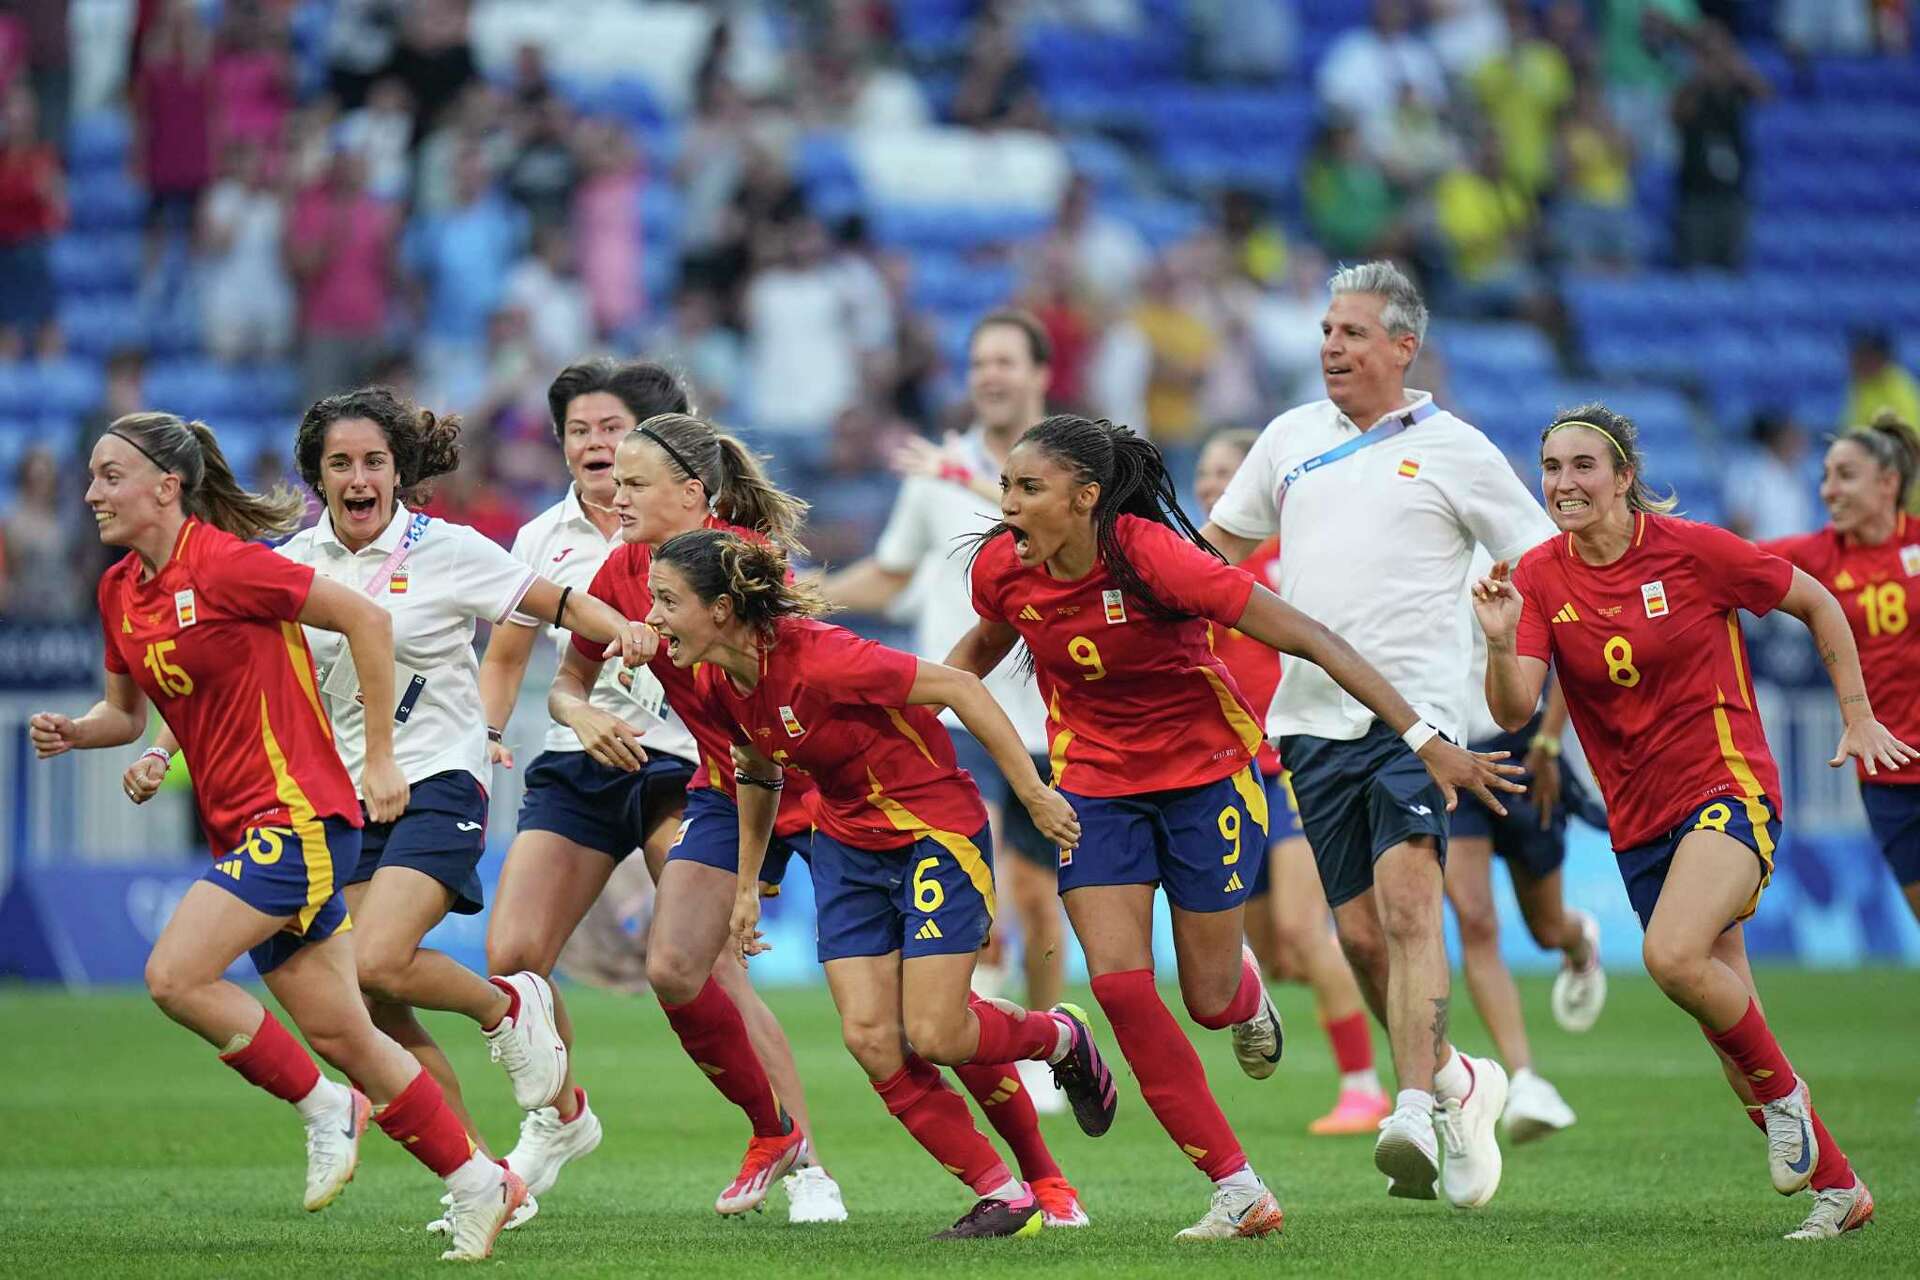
[173,589,197,628]
[1102,589,1127,624]
[1641,580,1669,618]
[1901,543,1920,577]
[779,704,804,737]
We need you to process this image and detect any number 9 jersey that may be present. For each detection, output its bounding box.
[1511,512,1794,850]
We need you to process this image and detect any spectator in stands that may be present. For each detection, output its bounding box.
[1021,244,1096,413]
[131,4,212,269]
[406,145,528,410]
[1847,331,1920,503]
[1130,251,1216,443]
[503,92,579,232]
[288,148,400,402]
[1551,77,1641,271]
[1671,21,1767,270]
[658,283,744,416]
[1469,0,1573,199]
[336,76,415,204]
[744,216,858,438]
[197,142,294,364]
[572,117,646,339]
[380,0,476,140]
[1303,116,1404,262]
[1187,230,1264,433]
[209,4,293,157]
[1433,133,1543,315]
[1317,0,1449,150]
[1427,0,1511,76]
[1250,245,1333,410]
[1601,0,1696,166]
[1724,409,1818,541]
[413,82,510,217]
[0,80,61,358]
[1188,0,1297,81]
[1038,173,1151,315]
[6,0,67,147]
[504,223,594,371]
[0,446,86,621]
[826,214,897,394]
[76,349,146,457]
[1778,0,1876,56]
[323,0,401,110]
[951,3,1046,131]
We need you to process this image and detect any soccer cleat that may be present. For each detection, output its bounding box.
[427,1192,539,1235]
[1761,1080,1819,1195]
[1229,947,1284,1080]
[440,1167,527,1262]
[782,1165,849,1223]
[303,1084,370,1212]
[1032,1175,1090,1227]
[1173,1179,1285,1240]
[1308,1087,1393,1136]
[1374,1104,1439,1200]
[503,1088,603,1197]
[1785,1177,1874,1240]
[1501,1070,1576,1145]
[1551,910,1607,1033]
[716,1124,807,1215]
[483,972,569,1111]
[1436,1055,1509,1210]
[1047,1003,1119,1138]
[1015,1056,1067,1115]
[931,1187,1043,1239]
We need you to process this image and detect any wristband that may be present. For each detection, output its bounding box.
[554,585,573,628]
[1529,733,1561,758]
[936,460,976,488]
[139,746,172,766]
[1401,720,1440,754]
[486,726,504,744]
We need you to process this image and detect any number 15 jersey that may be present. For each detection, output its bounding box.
[1511,512,1794,850]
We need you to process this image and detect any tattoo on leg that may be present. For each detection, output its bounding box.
[1429,996,1449,1066]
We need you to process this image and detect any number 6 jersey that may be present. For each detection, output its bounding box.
[1511,512,1794,850]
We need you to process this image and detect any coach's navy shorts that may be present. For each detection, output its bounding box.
[1058,766,1268,912]
[351,770,488,915]
[1281,720,1449,910]
[201,814,360,976]
[1250,769,1304,898]
[811,825,995,963]
[515,749,696,861]
[1616,795,1780,931]
[1861,781,1920,888]
[1450,726,1568,879]
[949,729,1056,870]
[668,785,809,889]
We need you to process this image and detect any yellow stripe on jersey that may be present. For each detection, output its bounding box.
[864,769,996,918]
[707,754,726,789]
[1228,764,1271,837]
[1195,666,1265,756]
[259,693,339,935]
[1711,702,1777,864]
[1725,613,1754,711]
[884,708,940,768]
[280,621,333,742]
[1045,689,1075,788]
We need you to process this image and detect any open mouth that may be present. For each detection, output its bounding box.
[1324,365,1353,378]
[582,459,613,476]
[1004,521,1031,559]
[343,495,379,520]
[1554,497,1590,515]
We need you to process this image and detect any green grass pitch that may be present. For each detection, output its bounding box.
[2,969,1914,1277]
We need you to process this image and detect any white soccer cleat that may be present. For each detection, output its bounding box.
[484,972,569,1111]
[1015,1056,1067,1115]
[782,1165,849,1223]
[1229,947,1284,1080]
[503,1089,603,1197]
[1501,1069,1576,1145]
[1761,1080,1819,1195]
[1173,1178,1285,1240]
[302,1083,370,1212]
[1551,909,1607,1033]
[440,1167,527,1262]
[1374,1103,1439,1200]
[427,1191,539,1236]
[1436,1054,1508,1210]
[1785,1177,1874,1240]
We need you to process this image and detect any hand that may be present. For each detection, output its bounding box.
[1469,561,1524,642]
[488,738,515,769]
[1417,739,1526,815]
[28,712,81,759]
[890,434,968,483]
[1523,744,1561,830]
[601,620,659,668]
[568,705,649,772]
[123,754,168,804]
[730,887,768,964]
[1018,785,1081,852]
[1830,717,1919,777]
[361,756,411,823]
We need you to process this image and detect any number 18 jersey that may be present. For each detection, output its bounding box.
[1511,512,1794,850]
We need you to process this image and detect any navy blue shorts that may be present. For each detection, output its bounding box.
[668,785,810,890]
[1450,727,1568,879]
[1059,766,1268,912]
[515,749,697,861]
[1860,781,1920,888]
[811,825,996,963]
[201,814,360,976]
[1250,769,1304,898]
[1615,795,1780,931]
[1280,721,1449,910]
[352,770,488,915]
[949,730,1056,869]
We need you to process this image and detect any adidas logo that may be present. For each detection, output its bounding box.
[213,857,242,880]
[914,919,944,941]
[982,1076,1020,1106]
[1223,872,1244,893]
[1552,603,1580,624]
[1019,605,1044,622]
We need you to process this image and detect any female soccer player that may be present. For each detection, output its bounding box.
[647,528,1117,1240]
[1193,429,1390,1136]
[951,415,1518,1239]
[1475,402,1911,1241]
[1760,414,1920,924]
[34,413,523,1261]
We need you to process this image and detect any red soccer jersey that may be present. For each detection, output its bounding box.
[970,514,1263,798]
[1210,537,1283,775]
[1512,512,1794,849]
[1762,513,1920,786]
[98,519,361,857]
[692,617,989,849]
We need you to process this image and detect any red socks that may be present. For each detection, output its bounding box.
[1091,968,1247,1180]
[660,978,787,1138]
[873,1054,1013,1196]
[483,978,521,1033]
[1325,1011,1375,1075]
[375,1069,476,1178]
[1703,1000,1796,1102]
[967,994,1062,1064]
[219,1010,321,1103]
[1186,951,1263,1030]
[951,1061,1062,1184]
[1805,1105,1855,1191]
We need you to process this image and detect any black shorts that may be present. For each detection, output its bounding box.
[514,749,696,861]
[948,729,1056,870]
[1450,723,1568,878]
[352,770,488,915]
[1280,720,1449,910]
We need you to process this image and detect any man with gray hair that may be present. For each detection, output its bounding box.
[1199,261,1551,1211]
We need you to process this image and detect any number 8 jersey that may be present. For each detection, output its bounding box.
[1511,512,1794,850]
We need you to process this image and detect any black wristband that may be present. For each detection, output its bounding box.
[734,769,784,793]
[554,585,572,628]
[486,726,504,744]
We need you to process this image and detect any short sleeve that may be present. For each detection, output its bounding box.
[1510,557,1553,664]
[1686,521,1795,616]
[202,537,315,622]
[968,539,1010,623]
[1207,413,1286,541]
[569,550,630,662]
[97,573,128,673]
[448,525,539,625]
[1453,433,1558,563]
[872,476,935,574]
[797,624,918,706]
[1755,531,1819,573]
[1125,518,1258,623]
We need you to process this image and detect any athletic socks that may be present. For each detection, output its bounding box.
[1090,968,1247,1181]
[1186,951,1264,1030]
[1325,1011,1376,1078]
[1703,1000,1796,1103]
[967,994,1067,1064]
[660,978,787,1137]
[951,1061,1063,1184]
[482,978,521,1034]
[873,1054,1012,1196]
[218,1009,321,1104]
[374,1069,477,1178]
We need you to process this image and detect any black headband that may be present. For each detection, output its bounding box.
[106,429,178,476]
[639,426,706,490]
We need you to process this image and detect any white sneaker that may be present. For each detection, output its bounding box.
[440,1166,527,1262]
[1785,1176,1874,1240]
[1373,1104,1439,1200]
[1501,1069,1576,1145]
[1436,1055,1508,1210]
[783,1165,849,1223]
[1761,1080,1818,1195]
[1551,910,1607,1033]
[483,972,569,1111]
[1015,1056,1067,1115]
[503,1089,603,1196]
[1229,947,1283,1080]
[1173,1177,1285,1240]
[427,1191,539,1235]
[302,1083,369,1212]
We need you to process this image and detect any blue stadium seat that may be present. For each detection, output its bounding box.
[66,173,146,232]
[49,233,142,296]
[34,358,104,419]
[65,112,132,172]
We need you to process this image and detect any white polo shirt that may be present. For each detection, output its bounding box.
[279,503,537,790]
[874,426,1049,753]
[1210,391,1556,743]
[506,487,699,764]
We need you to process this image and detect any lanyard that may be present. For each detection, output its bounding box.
[361,512,431,597]
[1276,401,1438,511]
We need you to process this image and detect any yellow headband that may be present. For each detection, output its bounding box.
[1545,419,1626,460]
